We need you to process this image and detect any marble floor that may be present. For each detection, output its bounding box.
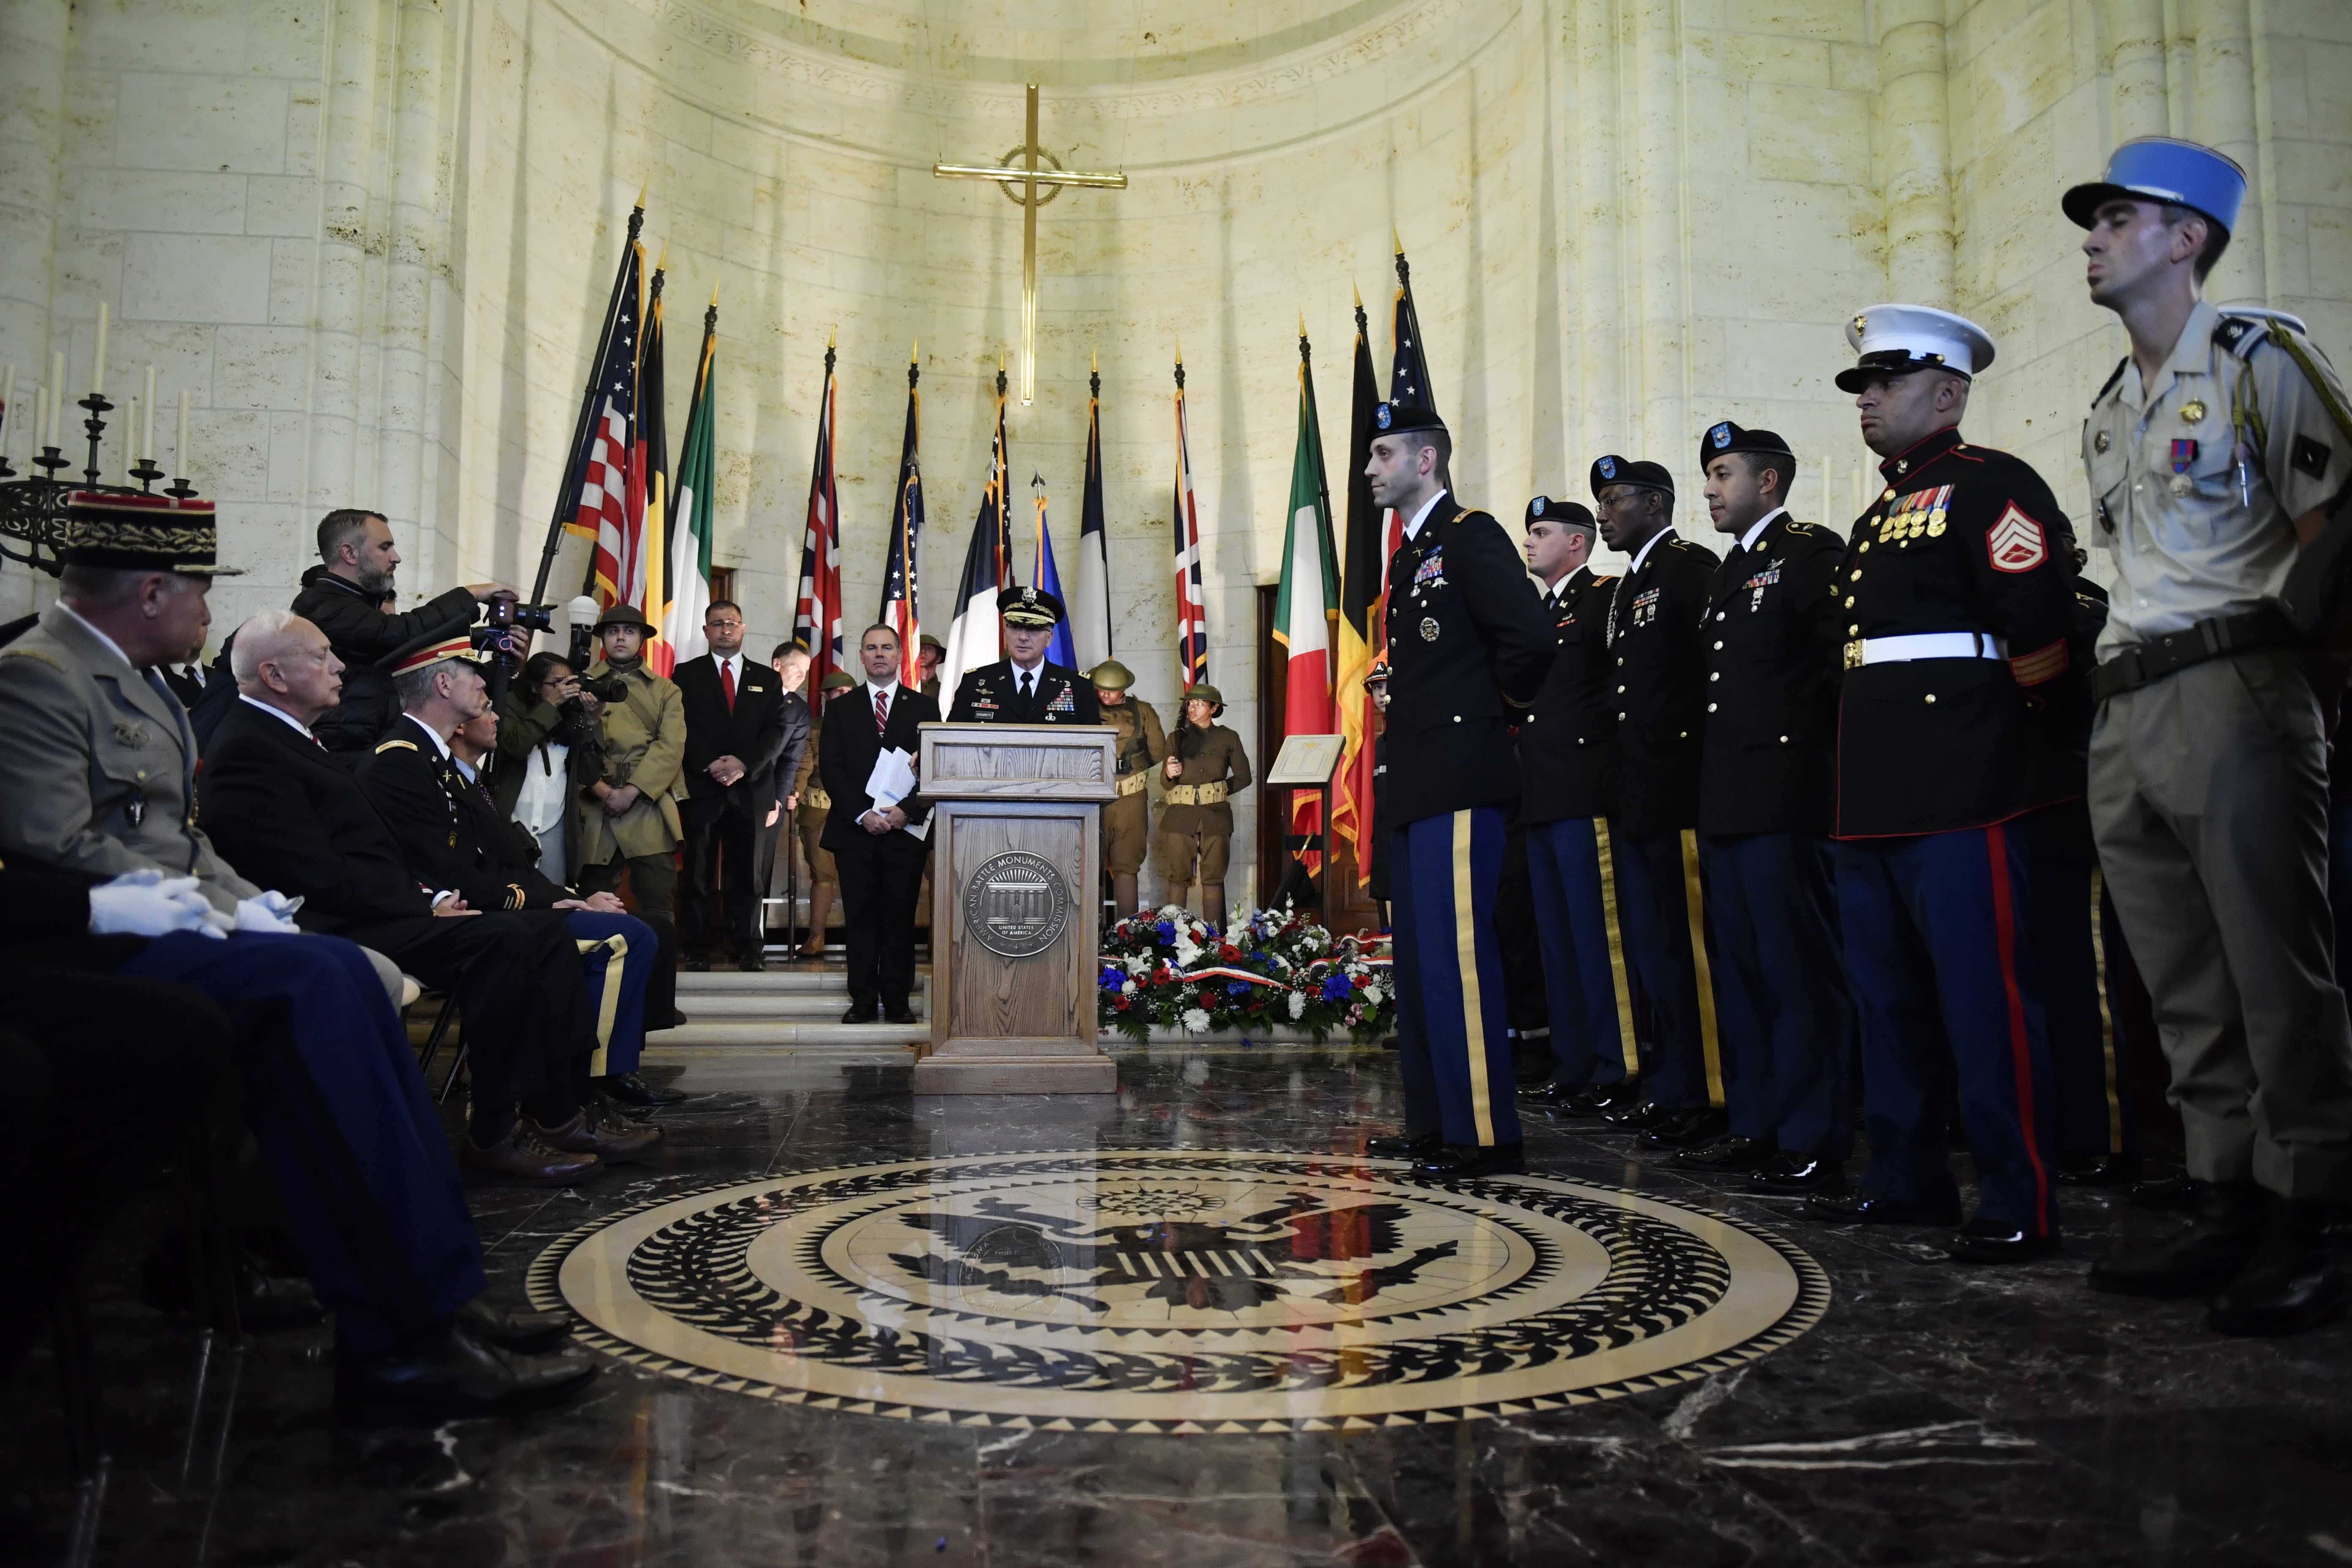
[7,1045,2351,1568]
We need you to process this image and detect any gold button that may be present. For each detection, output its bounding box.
[1710,672,1720,681]
[1925,693,1937,704]
[1679,730,1688,739]
[1882,488,1896,501]
[1849,568,1862,581]
[1618,712,1627,721]
[1707,703,1717,713]
[1713,640,1723,650]
[1617,685,1626,693]
[1452,715,1461,723]
[1859,540,1871,553]
[1779,735,1789,743]
[1848,624,1859,635]
[1715,612,1726,622]
[1844,596,1855,607]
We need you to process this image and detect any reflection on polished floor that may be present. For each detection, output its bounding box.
[8,1046,2351,1566]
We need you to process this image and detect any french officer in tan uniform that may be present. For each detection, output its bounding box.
[791,669,857,954]
[1155,683,1252,926]
[1091,659,1165,916]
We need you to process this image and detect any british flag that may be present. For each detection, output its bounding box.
[792,342,843,708]
[1171,357,1209,686]
[561,238,645,605]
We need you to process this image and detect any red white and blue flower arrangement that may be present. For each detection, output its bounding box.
[1098,906,1394,1043]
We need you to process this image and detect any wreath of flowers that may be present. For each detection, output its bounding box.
[1098,905,1395,1043]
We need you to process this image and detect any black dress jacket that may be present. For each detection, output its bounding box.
[818,684,941,855]
[948,660,1103,726]
[196,700,437,930]
[356,715,569,912]
[673,653,793,818]
[1832,427,2081,839]
[1697,512,1848,837]
[289,568,478,755]
[1607,529,1721,838]
[1518,566,1622,826]
[1382,496,1556,828]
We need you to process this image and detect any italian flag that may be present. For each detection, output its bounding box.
[1273,329,1340,874]
[664,290,718,666]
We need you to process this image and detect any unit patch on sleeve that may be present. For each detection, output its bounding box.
[1985,504,2048,573]
[2295,434,2334,481]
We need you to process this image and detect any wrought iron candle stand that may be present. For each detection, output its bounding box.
[0,395,195,577]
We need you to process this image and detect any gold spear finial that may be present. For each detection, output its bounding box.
[1353,279,1362,309]
[1091,347,1099,373]
[1392,225,1403,255]
[653,241,669,272]
[1299,309,1307,337]
[1174,336,1184,364]
[708,280,720,307]
[911,339,919,362]
[635,176,648,208]
[828,324,837,348]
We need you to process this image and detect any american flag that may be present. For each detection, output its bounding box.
[792,342,843,708]
[1385,241,1438,573]
[1171,357,1209,686]
[562,238,646,604]
[879,351,923,657]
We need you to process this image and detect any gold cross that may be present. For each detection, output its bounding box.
[935,84,1126,406]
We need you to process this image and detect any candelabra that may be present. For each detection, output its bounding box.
[0,396,192,577]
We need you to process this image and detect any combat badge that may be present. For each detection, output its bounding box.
[1419,617,1440,642]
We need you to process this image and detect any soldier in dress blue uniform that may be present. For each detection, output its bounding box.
[1587,455,1731,1153]
[1684,422,1857,1192]
[1513,496,1642,1115]
[1804,305,2078,1263]
[947,587,1103,727]
[1356,402,1556,1179]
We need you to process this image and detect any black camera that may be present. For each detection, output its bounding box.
[483,591,558,637]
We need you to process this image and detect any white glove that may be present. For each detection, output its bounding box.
[87,871,227,939]
[234,891,305,934]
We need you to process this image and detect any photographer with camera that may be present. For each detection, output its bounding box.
[494,652,612,885]
[293,508,509,754]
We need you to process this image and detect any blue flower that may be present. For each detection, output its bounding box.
[1100,968,1126,991]
[1320,973,1353,1002]
[1155,919,1177,943]
[1226,981,1252,997]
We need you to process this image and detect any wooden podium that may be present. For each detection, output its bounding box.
[914,722,1119,1095]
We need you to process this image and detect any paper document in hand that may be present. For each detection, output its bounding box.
[865,747,918,811]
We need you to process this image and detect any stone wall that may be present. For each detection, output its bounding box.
[4,0,2347,907]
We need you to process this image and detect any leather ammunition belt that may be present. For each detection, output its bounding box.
[1115,772,1148,798]
[1842,631,2006,671]
[2092,606,2291,704]
[1165,782,1228,806]
[803,785,830,811]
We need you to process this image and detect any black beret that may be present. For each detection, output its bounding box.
[1372,400,1447,438]
[1698,420,1796,473]
[1589,455,1674,499]
[1524,495,1596,531]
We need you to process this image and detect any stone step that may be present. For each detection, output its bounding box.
[655,1020,929,1049]
[675,969,931,996]
[677,991,926,1022]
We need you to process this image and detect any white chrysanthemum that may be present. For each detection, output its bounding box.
[1122,980,1138,996]
[1361,983,1385,1005]
[1286,989,1306,1020]
[1126,956,1152,976]
[1181,1007,1212,1033]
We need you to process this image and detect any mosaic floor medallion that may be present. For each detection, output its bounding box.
[530,1150,1830,1433]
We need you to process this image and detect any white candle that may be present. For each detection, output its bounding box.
[123,397,136,477]
[49,352,64,444]
[0,364,13,455]
[30,382,43,452]
[177,389,191,482]
[91,302,108,397]
[142,364,157,460]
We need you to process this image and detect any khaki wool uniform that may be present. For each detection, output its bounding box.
[792,708,837,889]
[575,658,686,923]
[1102,697,1168,876]
[1156,724,1252,886]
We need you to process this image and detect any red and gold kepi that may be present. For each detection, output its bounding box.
[60,491,243,576]
[382,630,482,677]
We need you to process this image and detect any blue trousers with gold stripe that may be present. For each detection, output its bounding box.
[1701,832,1854,1155]
[2025,806,2136,1158]
[561,910,656,1078]
[1613,828,1727,1113]
[1391,808,1522,1148]
[1837,825,2060,1236]
[1525,817,1638,1091]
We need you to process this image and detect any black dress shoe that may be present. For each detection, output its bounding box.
[1563,1083,1642,1118]
[883,1004,920,1026]
[734,950,768,973]
[2207,1203,2350,1337]
[1750,1152,1845,1194]
[1522,1080,1583,1105]
[1640,1107,1729,1151]
[1803,1192,1963,1227]
[1412,1142,1528,1179]
[598,1071,687,1107]
[1674,1134,1773,1171]
[2129,1173,2206,1210]
[457,1298,574,1354]
[1600,1098,1677,1133]
[2056,1152,2143,1187]
[336,1321,598,1424]
[2088,1181,2269,1297]
[141,1239,325,1329]
[841,1004,878,1024]
[1945,1218,2062,1264]
[681,954,711,972]
[1364,1131,1440,1158]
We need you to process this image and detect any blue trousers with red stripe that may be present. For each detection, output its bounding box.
[119,931,487,1353]
[1701,831,1854,1157]
[1613,828,1727,1113]
[1836,824,2060,1236]
[1391,808,1522,1148]
[1524,817,1638,1092]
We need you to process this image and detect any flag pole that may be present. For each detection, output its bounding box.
[530,196,643,609]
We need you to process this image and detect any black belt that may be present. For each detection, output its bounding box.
[2091,607,2292,703]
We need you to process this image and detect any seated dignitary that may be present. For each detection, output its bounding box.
[493,651,607,885]
[792,669,858,954]
[1092,659,1165,916]
[0,503,591,1419]
[1688,422,1856,1192]
[1810,305,2075,1263]
[821,625,938,1024]
[1157,683,1252,926]
[1514,496,1641,1115]
[293,507,504,754]
[576,604,686,967]
[675,600,794,971]
[360,633,670,1136]
[199,611,610,1187]
[948,586,1103,725]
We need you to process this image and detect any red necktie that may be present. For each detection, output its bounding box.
[874,689,889,734]
[720,659,736,712]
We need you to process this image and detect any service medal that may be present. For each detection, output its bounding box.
[2181,399,2206,425]
[2093,429,2111,453]
[2169,472,2194,496]
[1419,617,1440,642]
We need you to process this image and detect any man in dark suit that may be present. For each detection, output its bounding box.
[672,601,792,969]
[820,623,937,1024]
[947,587,1102,726]
[754,640,815,905]
[198,611,606,1188]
